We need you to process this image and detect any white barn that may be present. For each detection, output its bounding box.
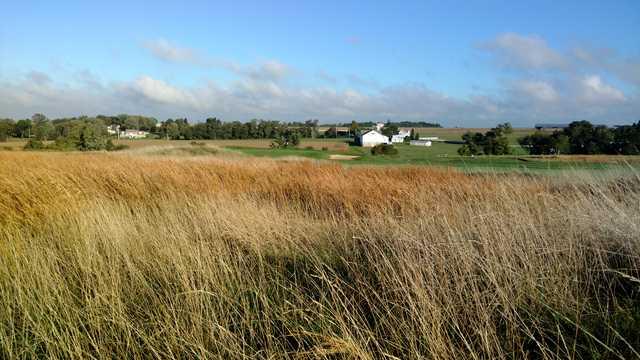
[390,130,411,143]
[359,130,390,147]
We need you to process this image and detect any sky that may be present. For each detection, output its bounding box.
[1,0,639,126]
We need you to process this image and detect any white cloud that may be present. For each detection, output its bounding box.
[142,39,202,65]
[231,60,293,81]
[580,75,626,103]
[142,39,295,83]
[1,68,637,127]
[131,76,202,108]
[514,80,558,102]
[572,47,640,87]
[3,31,639,127]
[482,33,567,70]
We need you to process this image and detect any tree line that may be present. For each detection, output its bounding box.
[0,115,436,143]
[458,120,640,156]
[0,114,324,145]
[158,118,319,140]
[518,120,640,155]
[0,114,159,141]
[2,114,125,151]
[323,121,441,128]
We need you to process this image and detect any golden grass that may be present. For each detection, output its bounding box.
[0,152,639,359]
[537,154,640,164]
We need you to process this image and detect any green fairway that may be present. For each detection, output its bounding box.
[225,142,640,172]
[225,146,330,160]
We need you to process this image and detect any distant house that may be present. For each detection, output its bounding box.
[410,140,432,147]
[419,136,439,141]
[121,129,149,139]
[375,122,385,131]
[534,123,569,131]
[390,130,411,143]
[359,130,390,147]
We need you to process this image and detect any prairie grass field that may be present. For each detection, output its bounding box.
[1,151,639,359]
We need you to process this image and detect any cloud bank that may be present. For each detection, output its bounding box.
[1,34,638,126]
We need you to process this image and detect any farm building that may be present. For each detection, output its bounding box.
[419,136,439,141]
[375,123,385,131]
[359,130,390,147]
[534,123,569,131]
[410,140,432,147]
[121,129,149,139]
[390,130,411,143]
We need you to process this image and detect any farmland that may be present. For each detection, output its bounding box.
[5,133,640,172]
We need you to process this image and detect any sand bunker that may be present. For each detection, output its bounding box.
[329,154,360,160]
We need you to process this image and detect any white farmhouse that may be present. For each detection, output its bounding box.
[359,130,390,147]
[120,129,149,139]
[390,130,411,143]
[410,140,432,147]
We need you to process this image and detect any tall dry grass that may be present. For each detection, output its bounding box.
[0,152,639,359]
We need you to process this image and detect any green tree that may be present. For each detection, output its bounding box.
[31,114,53,140]
[380,122,399,138]
[75,120,108,151]
[271,129,300,148]
[518,132,569,155]
[371,144,398,155]
[612,121,640,154]
[458,132,485,155]
[304,119,319,138]
[564,121,613,154]
[14,119,32,138]
[0,119,15,142]
[349,121,360,137]
[458,123,512,156]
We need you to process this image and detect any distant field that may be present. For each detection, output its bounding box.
[228,142,640,171]
[0,128,535,151]
[4,133,640,172]
[409,127,535,143]
[316,127,537,143]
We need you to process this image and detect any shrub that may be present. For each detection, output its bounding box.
[459,123,512,155]
[23,139,45,150]
[271,130,301,149]
[371,143,398,155]
[321,147,328,151]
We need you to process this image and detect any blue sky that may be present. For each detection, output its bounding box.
[1,0,638,126]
